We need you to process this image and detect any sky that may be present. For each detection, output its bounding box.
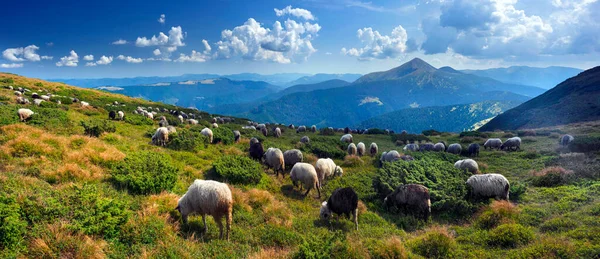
[1,0,599,79]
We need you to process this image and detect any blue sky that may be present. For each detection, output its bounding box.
[1,0,599,79]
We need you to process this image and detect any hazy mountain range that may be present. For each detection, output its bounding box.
[462,66,582,89]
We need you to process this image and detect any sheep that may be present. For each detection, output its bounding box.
[454,159,479,173]
[447,143,462,154]
[159,118,169,127]
[31,92,40,99]
[34,99,44,106]
[233,130,241,143]
[264,148,285,177]
[344,127,350,134]
[109,111,117,120]
[300,136,310,144]
[167,126,177,134]
[188,119,198,125]
[283,149,303,168]
[118,111,124,120]
[212,123,219,128]
[41,95,50,101]
[347,143,357,156]
[7,85,13,90]
[257,123,266,130]
[289,163,321,198]
[560,134,574,146]
[501,137,521,151]
[113,101,119,105]
[16,96,30,105]
[311,125,317,133]
[261,127,268,137]
[176,179,233,240]
[201,128,214,144]
[274,127,282,138]
[296,125,306,133]
[384,184,431,220]
[400,155,414,161]
[249,138,264,161]
[466,174,510,200]
[320,187,359,230]
[420,143,434,152]
[433,142,446,152]
[380,150,401,162]
[14,91,22,96]
[369,142,378,156]
[81,101,90,107]
[315,158,343,188]
[468,143,480,157]
[178,115,184,123]
[403,144,419,152]
[340,134,353,143]
[151,127,169,146]
[17,108,34,122]
[288,124,295,129]
[484,138,503,150]
[356,142,366,156]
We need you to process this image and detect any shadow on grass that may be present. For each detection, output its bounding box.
[312,216,356,233]
[280,184,320,200]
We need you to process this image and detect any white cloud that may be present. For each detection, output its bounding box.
[85,62,97,67]
[341,25,409,60]
[202,39,212,53]
[0,63,23,68]
[175,50,209,62]
[2,45,41,62]
[153,49,161,56]
[96,55,113,65]
[55,50,79,67]
[112,39,128,45]
[117,55,143,63]
[214,17,321,63]
[325,52,332,55]
[274,6,315,20]
[135,26,185,47]
[158,14,165,24]
[83,55,94,61]
[146,57,172,61]
[41,56,53,60]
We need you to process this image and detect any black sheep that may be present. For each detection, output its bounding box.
[468,143,480,157]
[108,110,117,120]
[344,127,350,134]
[384,184,431,220]
[249,140,264,161]
[320,187,359,230]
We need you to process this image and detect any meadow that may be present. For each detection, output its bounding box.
[0,72,599,258]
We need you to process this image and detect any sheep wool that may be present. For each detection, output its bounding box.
[290,163,320,198]
[356,142,366,156]
[264,148,285,177]
[152,127,169,146]
[433,143,445,152]
[484,138,502,150]
[201,128,214,144]
[17,108,34,122]
[447,143,462,154]
[118,111,125,120]
[340,134,353,143]
[315,158,343,188]
[560,134,574,146]
[454,159,479,173]
[466,173,510,200]
[369,142,378,156]
[347,143,357,156]
[320,187,359,230]
[384,184,431,220]
[283,149,303,168]
[274,127,282,138]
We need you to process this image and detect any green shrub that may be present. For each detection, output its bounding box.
[27,107,72,130]
[212,126,235,144]
[517,130,537,137]
[422,129,441,136]
[487,223,534,248]
[319,127,335,136]
[305,141,346,159]
[0,195,27,250]
[111,151,179,195]
[293,231,342,259]
[475,201,519,229]
[0,78,14,84]
[81,119,116,137]
[512,238,577,259]
[530,167,573,187]
[34,82,43,87]
[509,182,527,202]
[0,104,19,126]
[409,228,456,259]
[365,128,387,135]
[124,114,153,126]
[39,100,60,109]
[51,96,73,105]
[119,214,168,246]
[460,131,489,138]
[568,136,600,153]
[539,217,578,232]
[521,151,541,159]
[166,129,207,151]
[213,155,263,185]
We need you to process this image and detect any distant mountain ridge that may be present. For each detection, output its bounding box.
[480,66,600,131]
[462,66,582,89]
[284,73,362,86]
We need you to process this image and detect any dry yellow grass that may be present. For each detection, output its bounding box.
[372,236,408,259]
[248,248,292,259]
[29,221,108,259]
[232,188,294,227]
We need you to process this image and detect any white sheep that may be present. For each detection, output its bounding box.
[300,136,310,144]
[290,163,321,198]
[484,138,502,150]
[466,174,510,200]
[264,147,285,177]
[14,91,22,96]
[212,123,219,128]
[369,142,378,156]
[315,158,343,188]
[117,111,124,120]
[34,99,44,106]
[201,128,213,143]
[560,134,574,146]
[187,119,198,125]
[311,125,317,133]
[283,149,303,168]
[41,95,50,101]
[81,101,90,107]
[16,96,30,105]
[176,179,233,240]
[454,159,479,173]
[340,134,353,143]
[167,126,177,134]
[296,125,307,133]
[274,127,282,138]
[381,150,401,162]
[403,144,419,152]
[17,108,34,122]
[347,143,357,156]
[356,142,366,156]
[178,115,184,123]
[433,143,446,152]
[447,143,462,154]
[151,127,169,146]
[501,137,521,151]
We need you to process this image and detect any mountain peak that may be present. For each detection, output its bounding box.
[355,58,437,83]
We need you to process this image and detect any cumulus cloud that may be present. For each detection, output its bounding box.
[153,49,161,56]
[56,50,79,67]
[274,6,315,20]
[41,56,53,60]
[117,55,143,63]
[83,55,94,61]
[85,62,97,67]
[0,63,23,68]
[341,25,410,60]
[112,39,128,45]
[135,26,185,47]
[96,55,113,65]
[214,17,321,63]
[2,45,41,62]
[158,14,166,24]
[175,40,212,62]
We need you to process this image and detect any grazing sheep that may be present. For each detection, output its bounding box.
[381,150,401,163]
[296,125,307,133]
[433,142,446,152]
[81,101,90,107]
[212,123,219,128]
[16,96,30,104]
[200,128,214,144]
[14,91,22,96]
[283,149,303,168]
[501,137,522,151]
[454,159,479,173]
[176,180,233,240]
[187,119,198,125]
[288,124,295,129]
[560,134,574,146]
[257,124,266,130]
[468,143,480,157]
[289,163,321,198]
[311,125,317,133]
[109,111,117,120]
[41,95,50,101]
[340,134,353,143]
[178,115,184,123]
[300,136,310,144]
[403,144,419,152]
[447,143,462,154]
[261,127,268,137]
[243,126,256,131]
[31,92,40,99]
[159,118,169,127]
[344,127,350,134]
[400,155,414,161]
[274,127,282,138]
[250,137,259,146]
[7,85,13,90]
[484,138,503,150]
[17,108,34,122]
[384,184,431,220]
[320,187,359,230]
[315,158,343,188]
[264,148,285,177]
[152,127,169,146]
[420,143,434,152]
[356,142,366,156]
[347,143,357,156]
[369,142,378,156]
[166,126,177,134]
[466,174,510,200]
[34,99,44,106]
[233,130,241,143]
[118,111,124,120]
[249,138,264,161]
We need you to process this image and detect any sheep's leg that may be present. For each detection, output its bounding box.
[215,216,224,240]
[304,187,311,197]
[226,209,232,241]
[202,215,208,233]
[316,185,321,199]
[353,209,358,231]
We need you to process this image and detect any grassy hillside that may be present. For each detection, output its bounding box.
[1,73,599,258]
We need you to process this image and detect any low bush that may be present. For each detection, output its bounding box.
[51,96,73,105]
[81,119,116,137]
[568,135,600,153]
[460,131,489,138]
[0,78,14,84]
[365,128,387,135]
[211,126,235,144]
[546,153,600,180]
[372,236,408,259]
[213,155,263,185]
[124,114,154,126]
[319,127,335,136]
[539,217,578,232]
[111,151,179,195]
[391,133,430,145]
[509,182,527,202]
[409,227,456,259]
[341,155,364,167]
[487,223,534,248]
[530,167,573,187]
[301,137,346,159]
[517,130,537,136]
[166,129,207,151]
[502,133,515,138]
[0,104,19,126]
[512,237,577,259]
[0,195,27,250]
[293,231,343,259]
[460,136,482,143]
[27,107,72,130]
[422,129,441,136]
[475,201,520,229]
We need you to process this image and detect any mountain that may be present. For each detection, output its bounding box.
[462,66,582,89]
[356,100,521,133]
[355,58,437,83]
[285,73,362,86]
[264,79,351,101]
[480,66,600,131]
[98,78,281,110]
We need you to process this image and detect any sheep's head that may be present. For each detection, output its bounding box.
[319,202,331,220]
[334,166,343,177]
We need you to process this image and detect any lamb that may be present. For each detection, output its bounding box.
[384,184,431,220]
[356,142,366,156]
[201,128,214,144]
[315,158,343,188]
[166,126,177,134]
[283,149,303,168]
[484,138,503,150]
[289,163,321,198]
[261,127,268,137]
[340,134,353,143]
[560,134,574,146]
[466,174,510,200]
[300,136,310,144]
[320,187,359,230]
[109,111,117,120]
[420,143,434,152]
[347,143,357,156]
[433,142,446,152]
[447,143,462,154]
[296,125,307,133]
[176,180,233,240]
[249,138,264,161]
[403,144,419,152]
[369,142,378,156]
[501,137,521,151]
[233,130,241,143]
[465,143,479,156]
[311,125,317,133]
[17,108,34,122]
[257,123,266,130]
[151,127,169,146]
[264,148,285,177]
[380,150,401,162]
[454,159,479,173]
[118,111,124,120]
